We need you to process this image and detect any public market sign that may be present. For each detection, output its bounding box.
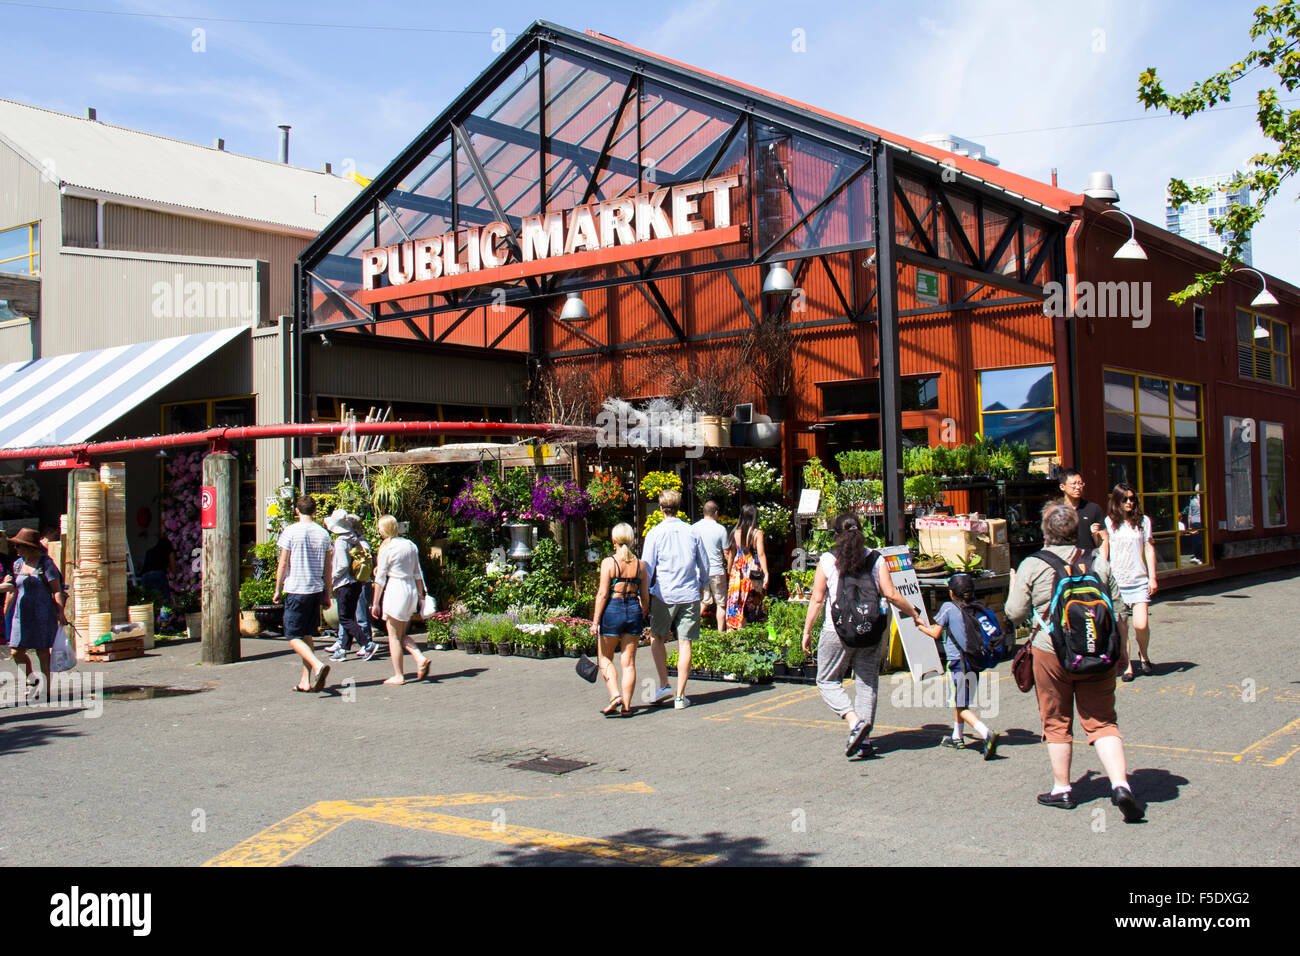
[358,174,742,304]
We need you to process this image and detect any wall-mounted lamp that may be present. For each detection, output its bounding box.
[1099,208,1147,260]
[1235,267,1278,321]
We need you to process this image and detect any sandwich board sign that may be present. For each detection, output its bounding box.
[879,545,943,680]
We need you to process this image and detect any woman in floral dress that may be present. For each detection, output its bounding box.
[725,504,768,630]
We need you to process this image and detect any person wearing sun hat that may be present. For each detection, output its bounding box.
[2,528,66,695]
[324,509,377,663]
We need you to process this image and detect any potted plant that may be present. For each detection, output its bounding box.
[741,459,783,500]
[693,471,741,506]
[656,346,749,447]
[742,316,795,422]
[639,470,682,501]
[585,472,630,530]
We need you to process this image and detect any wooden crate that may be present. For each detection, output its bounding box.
[84,648,145,662]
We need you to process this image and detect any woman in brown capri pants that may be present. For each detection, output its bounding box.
[1006,499,1145,823]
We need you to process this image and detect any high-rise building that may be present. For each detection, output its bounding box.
[1165,173,1252,264]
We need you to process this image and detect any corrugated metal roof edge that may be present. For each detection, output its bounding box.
[58,182,325,237]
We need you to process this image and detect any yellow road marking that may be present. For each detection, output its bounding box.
[358,805,715,866]
[1234,716,1300,766]
[203,782,712,867]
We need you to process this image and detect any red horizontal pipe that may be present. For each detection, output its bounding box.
[0,421,596,462]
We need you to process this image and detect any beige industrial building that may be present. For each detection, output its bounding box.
[0,98,362,563]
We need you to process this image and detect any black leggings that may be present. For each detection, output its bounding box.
[335,582,369,649]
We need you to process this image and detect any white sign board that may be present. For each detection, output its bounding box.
[879,545,944,681]
[796,489,821,517]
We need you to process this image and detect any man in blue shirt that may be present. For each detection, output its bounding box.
[643,488,709,709]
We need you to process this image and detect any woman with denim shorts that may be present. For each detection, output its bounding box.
[589,523,649,717]
[1105,483,1158,682]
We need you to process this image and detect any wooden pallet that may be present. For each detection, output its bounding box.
[87,636,144,654]
[83,649,145,662]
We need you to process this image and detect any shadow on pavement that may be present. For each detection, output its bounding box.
[484,827,819,866]
[1069,768,1189,809]
[379,853,457,867]
[0,712,86,755]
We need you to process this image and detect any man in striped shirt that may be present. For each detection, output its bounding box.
[274,494,334,693]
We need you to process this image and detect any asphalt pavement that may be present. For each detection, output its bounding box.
[3,565,1298,867]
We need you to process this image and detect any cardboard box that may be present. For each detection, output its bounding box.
[982,518,1008,546]
[918,526,988,566]
[984,543,1011,575]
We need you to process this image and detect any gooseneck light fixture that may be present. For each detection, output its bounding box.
[1099,207,1147,260]
[1234,268,1278,332]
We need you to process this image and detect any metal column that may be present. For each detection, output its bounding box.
[874,144,905,546]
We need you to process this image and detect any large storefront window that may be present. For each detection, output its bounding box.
[1105,369,1205,569]
[819,375,938,418]
[1224,416,1253,531]
[1262,421,1286,528]
[978,365,1056,454]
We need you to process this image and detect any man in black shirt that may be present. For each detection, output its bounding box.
[1059,469,1107,556]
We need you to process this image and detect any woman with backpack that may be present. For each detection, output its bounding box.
[916,573,999,758]
[588,523,650,717]
[724,504,768,631]
[801,514,921,758]
[1105,483,1158,682]
[1005,499,1144,822]
[324,510,378,663]
[369,515,431,685]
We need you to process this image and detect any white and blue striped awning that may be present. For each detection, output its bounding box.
[0,327,247,449]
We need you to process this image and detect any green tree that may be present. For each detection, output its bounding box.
[1138,1,1300,302]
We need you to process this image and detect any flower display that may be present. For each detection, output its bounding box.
[643,508,666,536]
[639,470,682,501]
[693,471,741,504]
[585,472,629,511]
[451,474,504,524]
[161,450,204,602]
[755,503,792,538]
[530,477,591,520]
[741,459,782,497]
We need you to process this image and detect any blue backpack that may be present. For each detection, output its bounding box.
[956,601,1005,670]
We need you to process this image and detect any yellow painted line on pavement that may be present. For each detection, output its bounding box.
[203,800,359,868]
[203,782,699,867]
[703,687,814,721]
[1234,716,1300,766]
[357,805,715,866]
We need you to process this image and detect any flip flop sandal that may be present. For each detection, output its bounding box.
[601,697,624,716]
[417,658,431,681]
[310,664,331,692]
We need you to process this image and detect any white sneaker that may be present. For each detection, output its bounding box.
[674,696,691,710]
[652,685,674,705]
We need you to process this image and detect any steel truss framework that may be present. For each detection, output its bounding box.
[294,20,1069,541]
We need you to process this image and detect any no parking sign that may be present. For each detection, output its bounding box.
[200,486,217,529]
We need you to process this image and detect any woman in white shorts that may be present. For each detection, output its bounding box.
[369,515,431,685]
[1105,484,1157,682]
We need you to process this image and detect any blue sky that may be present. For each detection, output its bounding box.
[1,0,1292,277]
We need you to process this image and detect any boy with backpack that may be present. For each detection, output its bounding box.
[916,574,1001,758]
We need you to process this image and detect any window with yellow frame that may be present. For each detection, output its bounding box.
[0,222,39,276]
[1237,309,1290,387]
[1102,368,1206,571]
[977,365,1057,454]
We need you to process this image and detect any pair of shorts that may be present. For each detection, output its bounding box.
[283,591,322,640]
[650,596,700,644]
[1119,583,1150,609]
[1032,646,1121,745]
[600,596,644,638]
[702,574,727,607]
[947,655,981,709]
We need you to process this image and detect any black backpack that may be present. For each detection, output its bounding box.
[830,551,887,648]
[1032,549,1121,674]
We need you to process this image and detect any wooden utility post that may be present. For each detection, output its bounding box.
[201,451,240,664]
